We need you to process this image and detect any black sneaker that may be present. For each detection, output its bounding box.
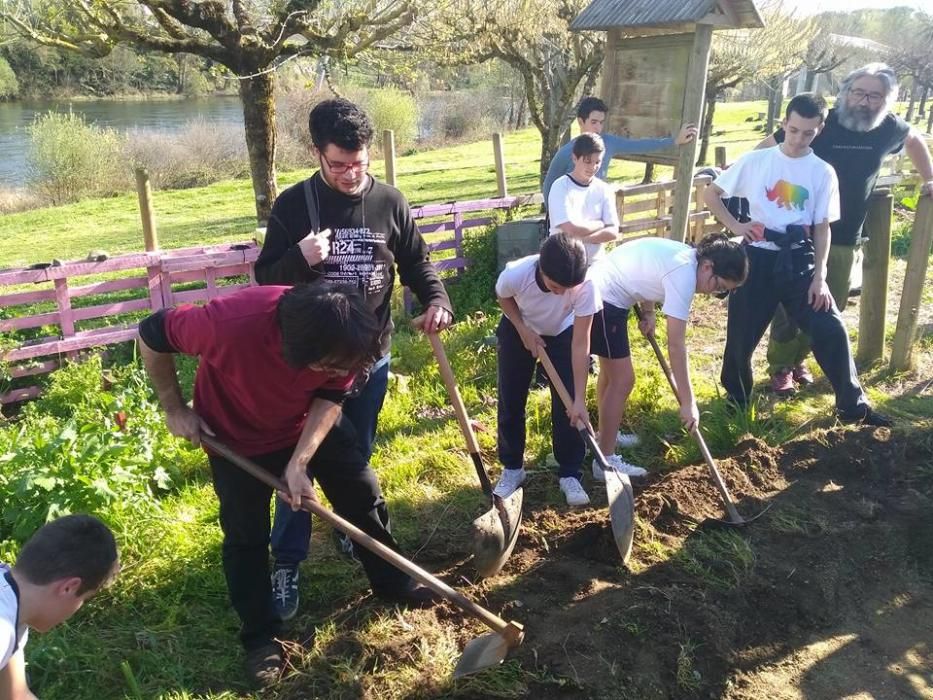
[245,640,283,688]
[332,529,360,563]
[271,563,300,621]
[840,408,893,428]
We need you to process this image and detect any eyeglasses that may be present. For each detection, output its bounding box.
[848,89,884,105]
[320,153,369,175]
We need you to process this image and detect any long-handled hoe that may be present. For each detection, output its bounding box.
[633,306,771,527]
[424,331,523,578]
[537,350,636,563]
[200,435,524,678]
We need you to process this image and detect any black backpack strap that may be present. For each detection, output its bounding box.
[302,177,321,234]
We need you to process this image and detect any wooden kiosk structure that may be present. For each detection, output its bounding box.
[571,0,763,242]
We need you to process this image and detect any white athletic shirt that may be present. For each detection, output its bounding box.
[714,145,840,252]
[589,238,698,321]
[495,254,602,336]
[1,565,28,670]
[547,174,620,263]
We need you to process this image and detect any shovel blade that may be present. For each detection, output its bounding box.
[453,631,511,678]
[470,489,523,578]
[604,471,636,563]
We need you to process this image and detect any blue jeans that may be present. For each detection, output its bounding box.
[270,355,391,566]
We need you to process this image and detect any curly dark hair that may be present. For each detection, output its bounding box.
[696,232,748,284]
[539,232,587,288]
[308,98,374,152]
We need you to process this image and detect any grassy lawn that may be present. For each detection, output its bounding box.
[2,98,932,699]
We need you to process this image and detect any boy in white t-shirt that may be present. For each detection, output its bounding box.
[493,233,602,506]
[583,234,748,478]
[547,133,620,264]
[703,93,890,426]
[2,515,119,700]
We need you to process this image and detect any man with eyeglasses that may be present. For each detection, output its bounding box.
[757,63,933,397]
[254,98,452,624]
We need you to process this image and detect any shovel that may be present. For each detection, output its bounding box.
[200,435,524,678]
[425,332,523,578]
[537,350,636,563]
[633,306,770,527]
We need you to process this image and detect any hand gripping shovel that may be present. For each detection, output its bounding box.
[633,306,770,527]
[426,332,523,578]
[200,435,524,678]
[537,350,636,563]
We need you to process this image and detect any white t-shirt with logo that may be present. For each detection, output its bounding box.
[547,174,620,263]
[714,145,840,252]
[495,255,602,337]
[589,238,698,321]
[1,565,28,670]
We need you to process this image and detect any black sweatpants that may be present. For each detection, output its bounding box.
[208,415,410,650]
[496,317,585,480]
[720,244,869,418]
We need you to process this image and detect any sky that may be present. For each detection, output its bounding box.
[782,0,931,14]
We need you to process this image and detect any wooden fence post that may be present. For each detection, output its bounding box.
[714,146,726,169]
[383,129,397,187]
[857,189,892,364]
[135,168,159,251]
[890,195,933,371]
[493,132,508,198]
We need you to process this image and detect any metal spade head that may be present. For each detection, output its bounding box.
[452,622,525,679]
[603,470,636,563]
[470,488,523,578]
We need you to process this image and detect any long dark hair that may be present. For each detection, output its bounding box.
[696,232,748,284]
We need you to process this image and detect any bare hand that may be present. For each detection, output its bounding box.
[281,462,319,512]
[298,228,332,266]
[567,398,589,431]
[734,221,765,243]
[680,401,700,432]
[518,326,545,357]
[675,124,698,146]
[808,276,833,311]
[418,305,453,334]
[165,406,215,446]
[637,310,656,337]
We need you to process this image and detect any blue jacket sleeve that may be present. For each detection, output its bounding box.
[542,142,573,205]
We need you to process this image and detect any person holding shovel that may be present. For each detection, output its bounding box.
[2,515,119,700]
[703,93,891,426]
[492,232,601,507]
[138,283,440,687]
[254,98,452,619]
[575,232,749,479]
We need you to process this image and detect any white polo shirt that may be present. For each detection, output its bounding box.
[1,565,28,670]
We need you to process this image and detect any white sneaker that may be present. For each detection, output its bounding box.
[616,432,641,448]
[593,454,648,481]
[493,467,526,499]
[559,477,590,506]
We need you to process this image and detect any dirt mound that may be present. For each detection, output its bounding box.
[468,426,933,700]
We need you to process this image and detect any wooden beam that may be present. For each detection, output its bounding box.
[890,195,933,371]
[670,24,713,243]
[857,190,892,364]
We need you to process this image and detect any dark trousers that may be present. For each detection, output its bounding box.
[497,316,585,480]
[721,245,868,416]
[270,356,390,565]
[209,414,409,650]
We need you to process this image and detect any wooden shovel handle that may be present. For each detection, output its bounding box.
[200,435,519,640]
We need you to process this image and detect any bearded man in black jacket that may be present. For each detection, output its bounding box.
[255,98,453,621]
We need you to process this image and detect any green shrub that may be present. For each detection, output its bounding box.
[0,57,18,99]
[363,88,419,152]
[0,357,202,541]
[27,110,127,205]
[891,218,913,258]
[446,217,502,315]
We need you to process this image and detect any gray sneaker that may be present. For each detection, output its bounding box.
[271,563,299,621]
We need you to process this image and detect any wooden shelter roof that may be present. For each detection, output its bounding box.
[570,0,763,31]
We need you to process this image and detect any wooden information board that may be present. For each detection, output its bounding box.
[600,31,692,166]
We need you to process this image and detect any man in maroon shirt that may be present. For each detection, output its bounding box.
[138,283,438,687]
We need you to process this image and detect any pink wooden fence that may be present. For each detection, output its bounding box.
[0,195,538,404]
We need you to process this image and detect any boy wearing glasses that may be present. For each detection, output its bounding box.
[758,63,933,395]
[254,99,452,622]
[704,93,891,427]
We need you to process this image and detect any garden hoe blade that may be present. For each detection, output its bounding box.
[200,436,525,678]
[633,305,771,527]
[425,331,522,578]
[537,351,636,564]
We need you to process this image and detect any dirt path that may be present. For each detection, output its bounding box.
[459,426,933,699]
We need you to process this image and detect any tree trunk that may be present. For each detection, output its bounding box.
[906,82,918,123]
[238,72,278,225]
[642,162,655,184]
[697,89,717,166]
[539,123,564,190]
[805,69,817,92]
[927,101,933,135]
[918,86,928,119]
[766,76,784,135]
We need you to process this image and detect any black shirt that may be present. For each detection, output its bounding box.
[775,109,910,246]
[255,173,452,354]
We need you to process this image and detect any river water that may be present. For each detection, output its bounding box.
[0,96,244,187]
